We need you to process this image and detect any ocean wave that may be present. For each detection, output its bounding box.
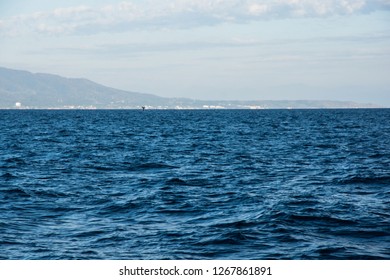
[339,175,390,185]
[1,109,389,259]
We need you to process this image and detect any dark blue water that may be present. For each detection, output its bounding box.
[1,109,389,259]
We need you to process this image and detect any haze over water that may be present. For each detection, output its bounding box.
[1,109,389,259]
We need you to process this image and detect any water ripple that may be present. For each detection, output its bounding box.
[0,109,389,259]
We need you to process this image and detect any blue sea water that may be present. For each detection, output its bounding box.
[0,109,389,260]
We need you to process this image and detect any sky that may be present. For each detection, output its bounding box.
[1,0,389,105]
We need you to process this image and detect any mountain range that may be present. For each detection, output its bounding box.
[0,67,380,109]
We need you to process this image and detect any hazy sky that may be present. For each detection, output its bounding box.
[1,0,389,105]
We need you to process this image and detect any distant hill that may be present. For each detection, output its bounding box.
[0,67,172,109]
[0,67,380,109]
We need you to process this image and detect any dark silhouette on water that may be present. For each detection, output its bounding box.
[142,106,146,111]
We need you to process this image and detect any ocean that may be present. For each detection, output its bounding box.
[0,109,389,259]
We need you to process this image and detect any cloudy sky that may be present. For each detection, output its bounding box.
[1,0,389,104]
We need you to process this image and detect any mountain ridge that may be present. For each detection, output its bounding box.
[0,67,381,109]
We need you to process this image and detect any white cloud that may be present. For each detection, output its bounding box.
[0,0,389,36]
[248,3,269,16]
[341,0,366,14]
[36,23,70,35]
[52,6,91,18]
